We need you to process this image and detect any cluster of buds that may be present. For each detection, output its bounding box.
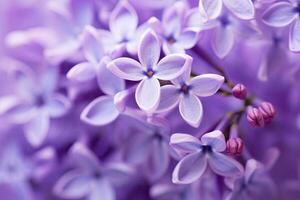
[247,102,276,127]
[226,137,243,155]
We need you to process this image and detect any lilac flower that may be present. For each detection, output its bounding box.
[150,183,195,200]
[54,142,134,200]
[226,148,279,200]
[44,0,95,61]
[149,2,200,54]
[262,1,300,51]
[157,66,224,127]
[0,67,71,147]
[123,117,171,181]
[108,30,192,112]
[198,0,255,20]
[170,131,244,184]
[99,1,151,55]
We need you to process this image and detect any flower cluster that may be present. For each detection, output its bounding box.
[0,0,299,200]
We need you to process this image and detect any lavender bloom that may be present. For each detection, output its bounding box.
[198,0,255,20]
[170,131,244,184]
[226,148,279,200]
[54,142,134,200]
[149,2,200,54]
[262,1,300,51]
[108,30,191,112]
[157,65,224,127]
[0,67,70,146]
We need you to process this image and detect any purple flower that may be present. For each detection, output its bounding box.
[149,2,200,54]
[108,30,192,112]
[0,67,71,147]
[198,0,255,20]
[226,148,279,200]
[157,66,224,127]
[170,131,244,184]
[262,1,300,51]
[54,142,134,200]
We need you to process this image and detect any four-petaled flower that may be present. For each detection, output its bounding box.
[262,1,300,51]
[170,130,244,184]
[108,29,192,112]
[157,65,224,127]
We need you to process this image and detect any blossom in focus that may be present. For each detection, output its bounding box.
[170,130,244,184]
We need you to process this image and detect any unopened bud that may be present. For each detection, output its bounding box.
[232,83,247,100]
[259,102,275,124]
[247,106,265,127]
[227,138,243,155]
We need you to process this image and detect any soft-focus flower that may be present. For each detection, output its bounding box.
[108,29,192,112]
[262,1,300,51]
[0,67,71,146]
[170,130,244,184]
[198,0,255,20]
[157,65,224,127]
[149,2,200,54]
[54,142,135,200]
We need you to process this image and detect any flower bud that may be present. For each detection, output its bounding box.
[226,138,243,155]
[232,83,247,99]
[259,102,275,124]
[247,106,265,127]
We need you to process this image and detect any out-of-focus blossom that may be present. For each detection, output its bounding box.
[170,130,244,184]
[108,30,191,112]
[262,1,300,51]
[54,142,135,200]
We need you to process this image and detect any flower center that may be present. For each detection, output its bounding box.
[35,94,46,107]
[145,69,155,78]
[202,145,212,153]
[219,15,230,27]
[180,84,190,94]
[166,35,176,44]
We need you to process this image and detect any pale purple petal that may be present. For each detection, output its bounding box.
[176,28,200,49]
[185,8,209,29]
[135,77,160,112]
[162,42,185,55]
[80,96,119,126]
[97,57,125,95]
[54,170,93,199]
[198,0,223,20]
[138,30,161,68]
[189,74,224,97]
[208,152,244,177]
[162,2,184,37]
[103,163,135,186]
[171,63,192,86]
[82,26,104,64]
[67,62,96,82]
[244,159,262,183]
[170,133,202,154]
[212,25,235,58]
[200,130,226,152]
[70,142,101,171]
[156,85,180,112]
[262,2,297,27]
[90,179,115,200]
[108,57,144,81]
[109,1,138,41]
[289,19,300,52]
[223,0,255,20]
[155,54,192,80]
[148,140,170,180]
[46,94,71,118]
[24,110,49,147]
[0,96,21,115]
[172,151,207,184]
[179,94,203,128]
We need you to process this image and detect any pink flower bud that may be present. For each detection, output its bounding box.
[259,102,275,124]
[247,106,265,127]
[226,138,243,155]
[232,83,247,99]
